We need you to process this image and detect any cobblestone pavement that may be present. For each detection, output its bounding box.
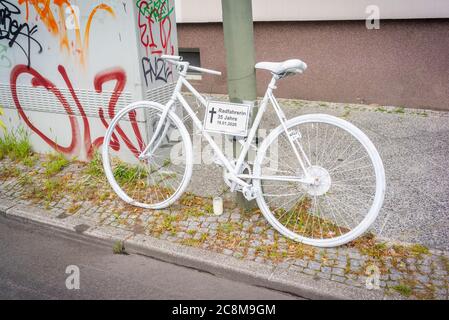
[0,152,448,300]
[184,95,449,251]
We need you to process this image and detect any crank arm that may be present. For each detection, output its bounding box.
[237,174,314,185]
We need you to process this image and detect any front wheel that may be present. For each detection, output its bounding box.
[253,114,385,247]
[102,101,193,209]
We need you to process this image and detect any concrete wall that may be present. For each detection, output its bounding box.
[175,0,449,22]
[0,0,177,160]
[178,19,449,110]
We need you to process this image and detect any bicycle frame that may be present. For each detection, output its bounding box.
[140,61,315,195]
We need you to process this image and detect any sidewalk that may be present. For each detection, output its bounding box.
[1,99,448,300]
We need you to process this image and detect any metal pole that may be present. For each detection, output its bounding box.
[221,0,257,210]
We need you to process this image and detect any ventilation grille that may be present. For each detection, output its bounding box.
[0,83,133,118]
[0,82,180,118]
[145,82,177,105]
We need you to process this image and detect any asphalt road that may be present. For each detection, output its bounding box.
[0,215,300,300]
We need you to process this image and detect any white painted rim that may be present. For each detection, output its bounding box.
[102,101,193,209]
[254,114,386,247]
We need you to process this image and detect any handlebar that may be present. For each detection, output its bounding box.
[160,55,222,76]
[161,54,182,61]
[189,65,222,76]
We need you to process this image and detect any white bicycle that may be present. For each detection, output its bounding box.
[102,55,385,247]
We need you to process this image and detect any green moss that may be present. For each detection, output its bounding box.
[409,244,429,257]
[392,284,412,297]
[394,107,405,114]
[375,107,388,113]
[218,222,235,234]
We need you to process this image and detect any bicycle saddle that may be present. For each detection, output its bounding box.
[255,59,307,75]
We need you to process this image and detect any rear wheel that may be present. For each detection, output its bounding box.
[102,101,193,209]
[254,114,385,247]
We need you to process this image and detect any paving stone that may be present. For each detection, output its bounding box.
[308,261,321,271]
[389,272,403,281]
[334,260,347,268]
[249,239,261,247]
[303,268,316,276]
[250,214,260,222]
[317,272,331,280]
[416,274,430,283]
[332,267,345,276]
[345,278,362,287]
[217,216,228,222]
[223,249,233,256]
[331,275,346,283]
[253,227,263,234]
[242,221,251,229]
[176,232,185,239]
[350,260,361,269]
[209,223,218,230]
[254,257,265,263]
[418,265,432,273]
[233,252,243,259]
[327,253,338,260]
[321,266,332,274]
[201,222,210,228]
[386,280,399,287]
[294,259,308,268]
[247,248,256,255]
[348,251,362,260]
[431,279,445,287]
[230,213,241,221]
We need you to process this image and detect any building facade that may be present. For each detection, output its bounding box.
[175,0,449,110]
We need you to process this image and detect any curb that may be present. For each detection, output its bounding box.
[0,200,387,300]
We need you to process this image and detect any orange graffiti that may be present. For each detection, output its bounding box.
[84,4,116,53]
[18,0,115,66]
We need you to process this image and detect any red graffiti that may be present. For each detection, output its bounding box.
[10,64,144,159]
[138,0,174,56]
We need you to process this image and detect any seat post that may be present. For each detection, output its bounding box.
[268,75,278,92]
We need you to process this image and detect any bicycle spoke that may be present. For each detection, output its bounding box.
[255,115,383,246]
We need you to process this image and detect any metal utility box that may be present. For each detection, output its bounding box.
[0,0,178,160]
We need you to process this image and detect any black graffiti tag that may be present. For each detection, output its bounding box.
[0,0,42,67]
[142,56,173,86]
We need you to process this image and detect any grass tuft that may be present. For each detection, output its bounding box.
[112,240,126,254]
[85,151,104,177]
[0,128,33,162]
[42,153,69,176]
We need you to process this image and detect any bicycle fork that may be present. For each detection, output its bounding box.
[138,100,175,160]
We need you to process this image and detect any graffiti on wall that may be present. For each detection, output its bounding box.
[141,56,172,86]
[11,64,145,160]
[137,0,175,86]
[16,0,116,66]
[0,0,42,67]
[0,0,177,160]
[0,43,12,68]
